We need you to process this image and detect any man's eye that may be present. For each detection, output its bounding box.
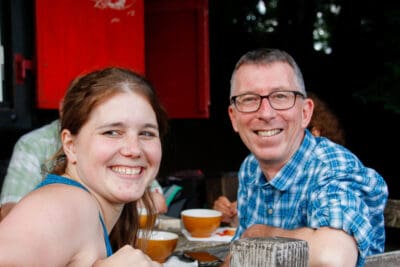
[240,96,258,104]
[273,93,289,100]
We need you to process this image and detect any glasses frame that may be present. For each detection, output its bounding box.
[230,90,305,113]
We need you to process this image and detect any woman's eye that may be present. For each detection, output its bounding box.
[140,130,158,138]
[103,130,120,137]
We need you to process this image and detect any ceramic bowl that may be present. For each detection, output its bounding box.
[181,209,222,237]
[137,230,179,263]
[138,208,157,229]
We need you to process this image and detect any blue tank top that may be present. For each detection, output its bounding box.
[35,174,113,257]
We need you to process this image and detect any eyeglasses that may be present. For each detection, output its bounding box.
[230,90,305,113]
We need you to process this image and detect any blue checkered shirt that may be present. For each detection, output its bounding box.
[233,130,388,267]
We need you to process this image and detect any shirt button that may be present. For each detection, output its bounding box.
[268,208,273,214]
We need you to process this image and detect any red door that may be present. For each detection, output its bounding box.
[35,0,145,109]
[145,0,210,118]
[34,0,210,118]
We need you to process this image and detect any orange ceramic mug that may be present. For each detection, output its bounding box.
[181,209,222,237]
[138,208,157,229]
[137,230,179,263]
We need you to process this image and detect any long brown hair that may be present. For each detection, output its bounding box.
[52,66,168,250]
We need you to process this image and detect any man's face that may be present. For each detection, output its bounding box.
[228,62,313,176]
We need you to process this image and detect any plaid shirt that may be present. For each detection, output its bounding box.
[234,130,388,267]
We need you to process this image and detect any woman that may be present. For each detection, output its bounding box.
[0,67,167,266]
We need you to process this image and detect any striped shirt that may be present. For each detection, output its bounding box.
[234,130,388,267]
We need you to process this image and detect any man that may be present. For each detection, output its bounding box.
[225,48,387,266]
[213,92,346,226]
[0,119,167,220]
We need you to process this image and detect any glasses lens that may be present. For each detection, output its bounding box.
[269,91,295,110]
[233,91,300,112]
[235,94,261,112]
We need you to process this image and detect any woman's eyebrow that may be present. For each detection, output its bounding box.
[96,122,159,130]
[142,123,159,130]
[96,122,124,130]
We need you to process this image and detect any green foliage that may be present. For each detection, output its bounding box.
[354,4,400,114]
[217,0,399,114]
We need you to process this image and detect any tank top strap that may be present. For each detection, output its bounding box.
[35,174,113,256]
[35,174,89,192]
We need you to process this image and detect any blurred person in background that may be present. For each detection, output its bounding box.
[307,91,346,146]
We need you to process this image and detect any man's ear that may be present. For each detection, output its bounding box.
[302,98,314,129]
[61,129,77,164]
[228,105,239,132]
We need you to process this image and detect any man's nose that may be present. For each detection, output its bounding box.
[258,97,275,112]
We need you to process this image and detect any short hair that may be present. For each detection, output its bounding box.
[230,48,306,96]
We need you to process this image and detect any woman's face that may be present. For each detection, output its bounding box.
[63,91,162,204]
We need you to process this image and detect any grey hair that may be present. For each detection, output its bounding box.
[230,48,306,96]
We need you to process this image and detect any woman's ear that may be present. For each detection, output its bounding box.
[61,129,77,164]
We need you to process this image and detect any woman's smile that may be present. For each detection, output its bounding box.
[110,165,143,176]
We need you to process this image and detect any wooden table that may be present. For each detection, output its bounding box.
[156,215,230,260]
[157,215,400,266]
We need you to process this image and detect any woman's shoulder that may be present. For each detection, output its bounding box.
[0,183,102,265]
[8,182,101,244]
[31,182,100,223]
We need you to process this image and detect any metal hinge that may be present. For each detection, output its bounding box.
[14,53,33,85]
